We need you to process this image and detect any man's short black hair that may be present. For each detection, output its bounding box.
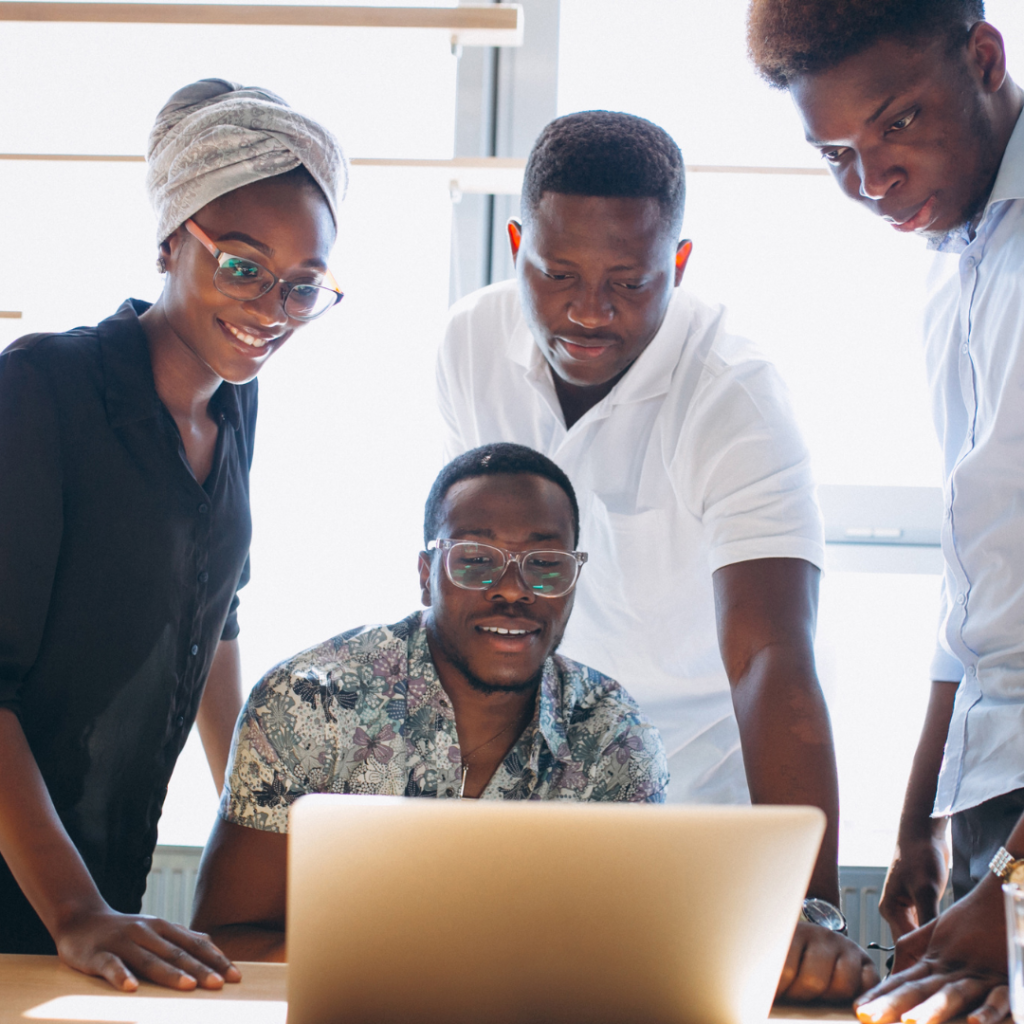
[521,110,685,237]
[424,443,580,548]
[748,0,986,89]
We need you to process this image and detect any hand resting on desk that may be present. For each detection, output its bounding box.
[853,871,1009,1024]
[777,922,880,1003]
[54,906,241,992]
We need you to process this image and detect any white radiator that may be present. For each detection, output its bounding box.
[140,848,951,967]
[141,845,203,925]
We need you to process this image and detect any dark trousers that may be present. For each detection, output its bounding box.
[951,786,1024,900]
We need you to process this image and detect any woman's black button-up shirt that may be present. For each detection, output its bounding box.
[0,299,256,952]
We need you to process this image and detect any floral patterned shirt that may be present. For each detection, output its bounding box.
[221,611,668,830]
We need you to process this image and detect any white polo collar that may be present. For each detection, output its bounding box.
[506,287,694,415]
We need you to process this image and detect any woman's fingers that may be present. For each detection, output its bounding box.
[89,950,138,993]
[124,927,219,989]
[155,920,240,983]
[56,909,238,992]
[113,932,201,990]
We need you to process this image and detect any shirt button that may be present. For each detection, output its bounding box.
[198,503,209,515]
[965,255,977,267]
[961,344,969,355]
[177,715,185,728]
[190,644,199,656]
[957,594,966,605]
[198,571,209,583]
[969,665,977,676]
[445,787,455,797]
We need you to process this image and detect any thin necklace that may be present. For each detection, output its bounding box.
[458,710,531,798]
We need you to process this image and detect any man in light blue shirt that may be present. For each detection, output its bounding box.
[748,1,1024,1022]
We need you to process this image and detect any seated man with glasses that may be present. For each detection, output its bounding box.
[190,442,669,962]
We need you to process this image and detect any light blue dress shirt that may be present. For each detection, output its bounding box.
[927,110,1024,816]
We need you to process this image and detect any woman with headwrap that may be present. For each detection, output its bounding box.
[0,80,346,989]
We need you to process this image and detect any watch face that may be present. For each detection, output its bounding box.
[803,898,846,931]
[1008,863,1024,887]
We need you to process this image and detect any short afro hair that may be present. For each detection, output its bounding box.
[521,110,685,237]
[424,443,580,549]
[748,0,985,88]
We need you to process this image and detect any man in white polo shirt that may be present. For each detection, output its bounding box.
[437,111,843,926]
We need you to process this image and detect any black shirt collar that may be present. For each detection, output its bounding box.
[99,298,242,432]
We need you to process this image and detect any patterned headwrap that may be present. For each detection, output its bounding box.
[146,78,346,243]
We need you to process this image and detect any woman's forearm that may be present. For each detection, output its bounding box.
[0,708,107,934]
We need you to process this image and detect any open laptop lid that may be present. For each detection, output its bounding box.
[288,797,824,1024]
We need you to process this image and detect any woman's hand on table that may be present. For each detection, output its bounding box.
[853,875,1008,1024]
[777,921,880,1002]
[55,904,242,992]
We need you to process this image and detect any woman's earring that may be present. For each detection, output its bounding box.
[156,256,167,274]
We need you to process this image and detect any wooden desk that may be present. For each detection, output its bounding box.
[0,954,861,1023]
[0,956,286,1024]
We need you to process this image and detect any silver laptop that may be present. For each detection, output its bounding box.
[287,796,824,1024]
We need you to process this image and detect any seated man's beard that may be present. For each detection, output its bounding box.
[427,619,560,695]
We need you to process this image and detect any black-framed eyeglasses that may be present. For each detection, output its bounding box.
[427,539,587,598]
[185,218,343,322]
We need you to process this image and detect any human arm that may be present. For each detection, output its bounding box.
[191,817,287,961]
[714,558,879,1002]
[853,810,1022,1024]
[713,557,839,904]
[196,639,245,794]
[195,654,321,959]
[879,679,959,938]
[0,708,240,990]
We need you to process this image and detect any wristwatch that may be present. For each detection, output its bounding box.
[801,897,848,934]
[989,846,1024,886]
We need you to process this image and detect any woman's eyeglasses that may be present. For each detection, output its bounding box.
[184,219,343,322]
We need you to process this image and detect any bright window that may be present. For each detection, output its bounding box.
[0,8,461,845]
[557,0,1024,864]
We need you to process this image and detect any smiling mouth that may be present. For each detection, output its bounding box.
[478,625,538,636]
[219,319,277,349]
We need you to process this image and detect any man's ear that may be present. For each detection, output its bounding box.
[508,219,523,264]
[418,552,433,608]
[969,21,1009,93]
[674,239,693,286]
